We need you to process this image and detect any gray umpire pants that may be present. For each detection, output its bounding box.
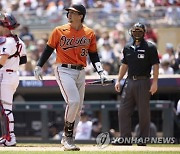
[118,79,151,138]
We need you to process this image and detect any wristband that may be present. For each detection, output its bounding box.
[95,62,103,73]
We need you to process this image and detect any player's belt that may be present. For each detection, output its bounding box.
[60,64,84,70]
[128,76,149,80]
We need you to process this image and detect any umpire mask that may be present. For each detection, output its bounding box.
[130,23,145,42]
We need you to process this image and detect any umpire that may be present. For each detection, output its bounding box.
[115,23,159,145]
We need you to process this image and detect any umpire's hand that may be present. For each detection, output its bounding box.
[34,66,43,80]
[115,80,121,92]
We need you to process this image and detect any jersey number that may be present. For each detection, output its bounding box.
[80,48,88,57]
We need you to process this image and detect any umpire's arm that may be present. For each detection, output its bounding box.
[150,64,159,95]
[117,64,128,82]
[149,44,160,95]
[115,64,128,92]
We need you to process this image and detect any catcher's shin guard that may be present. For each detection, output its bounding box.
[0,101,14,142]
[64,121,75,137]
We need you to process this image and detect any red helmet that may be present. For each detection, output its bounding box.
[0,12,20,30]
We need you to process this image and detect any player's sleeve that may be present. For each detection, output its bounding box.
[37,28,57,67]
[88,31,97,53]
[37,45,54,67]
[47,28,59,48]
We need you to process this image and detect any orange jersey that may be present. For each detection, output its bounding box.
[47,23,97,67]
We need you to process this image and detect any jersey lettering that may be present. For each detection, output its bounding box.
[9,43,22,59]
[17,43,22,53]
[13,43,22,57]
[60,36,90,50]
[47,24,97,66]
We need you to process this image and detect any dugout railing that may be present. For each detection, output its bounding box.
[13,100,174,143]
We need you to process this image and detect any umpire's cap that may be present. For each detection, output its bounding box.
[65,4,86,16]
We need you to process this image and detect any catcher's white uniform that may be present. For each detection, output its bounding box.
[0,35,26,146]
[0,36,26,103]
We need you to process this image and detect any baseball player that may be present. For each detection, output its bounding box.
[34,4,107,151]
[0,12,27,146]
[115,23,159,145]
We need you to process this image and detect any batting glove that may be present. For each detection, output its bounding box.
[34,66,43,80]
[99,71,108,85]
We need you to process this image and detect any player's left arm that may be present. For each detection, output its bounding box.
[88,51,108,85]
[88,31,104,73]
[88,31,107,84]
[88,51,103,73]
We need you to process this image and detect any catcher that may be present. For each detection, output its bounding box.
[0,12,27,146]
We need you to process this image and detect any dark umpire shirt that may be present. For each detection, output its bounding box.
[121,39,160,77]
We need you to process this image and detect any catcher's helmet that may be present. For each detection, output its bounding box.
[130,22,146,42]
[65,4,86,22]
[0,12,20,30]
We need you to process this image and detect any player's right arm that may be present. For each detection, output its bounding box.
[37,27,58,67]
[34,45,54,80]
[34,28,58,80]
[36,45,54,67]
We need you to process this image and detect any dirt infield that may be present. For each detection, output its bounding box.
[0,145,180,151]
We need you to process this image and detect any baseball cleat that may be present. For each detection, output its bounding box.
[3,140,16,147]
[0,136,16,147]
[0,137,6,144]
[61,136,80,151]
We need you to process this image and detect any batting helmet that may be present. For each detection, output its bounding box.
[65,4,86,23]
[130,22,146,42]
[0,12,20,30]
